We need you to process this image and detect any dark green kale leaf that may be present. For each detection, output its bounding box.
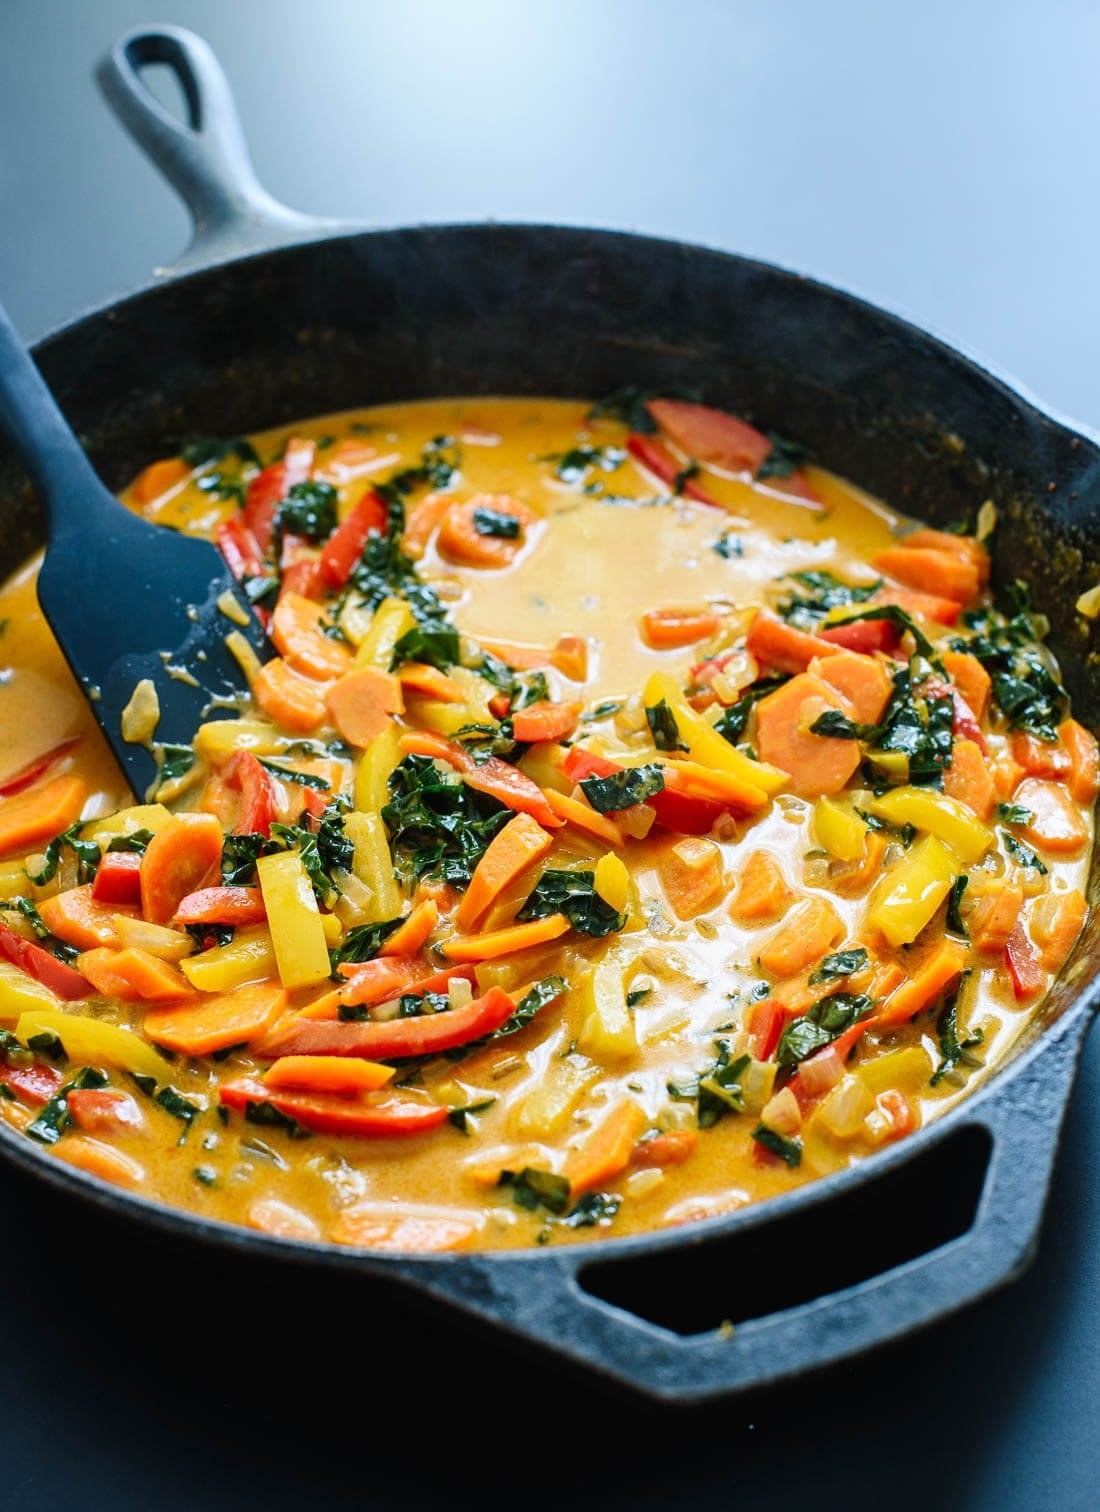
[517,869,626,937]
[712,677,788,743]
[930,987,983,1087]
[25,823,101,886]
[472,506,522,538]
[331,916,405,972]
[498,1166,571,1215]
[954,583,1067,741]
[756,432,810,482]
[389,621,461,672]
[645,699,688,752]
[586,385,700,433]
[1003,832,1048,874]
[382,754,511,887]
[775,992,875,1068]
[947,875,969,936]
[579,763,664,814]
[221,832,280,886]
[751,1125,803,1166]
[809,947,869,984]
[778,570,881,630]
[276,480,338,543]
[561,1192,622,1228]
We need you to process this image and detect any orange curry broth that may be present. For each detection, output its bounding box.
[0,395,1093,1253]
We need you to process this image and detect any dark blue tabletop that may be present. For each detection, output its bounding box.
[1,3,1097,1507]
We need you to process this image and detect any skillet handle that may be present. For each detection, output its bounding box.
[381,1010,1091,1403]
[95,25,352,274]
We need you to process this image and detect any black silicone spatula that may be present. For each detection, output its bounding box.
[0,298,271,799]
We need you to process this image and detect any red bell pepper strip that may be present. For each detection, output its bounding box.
[0,738,81,799]
[925,678,987,754]
[242,437,316,555]
[1005,923,1045,1001]
[66,1088,143,1133]
[219,1077,451,1137]
[398,731,565,830]
[645,398,821,504]
[260,985,517,1060]
[216,516,266,582]
[817,618,901,655]
[228,751,278,838]
[745,996,785,1060]
[173,886,268,927]
[278,558,326,602]
[626,433,721,507]
[0,922,90,1000]
[0,1059,64,1107]
[90,851,144,905]
[320,490,388,588]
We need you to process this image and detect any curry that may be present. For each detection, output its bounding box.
[0,392,1093,1252]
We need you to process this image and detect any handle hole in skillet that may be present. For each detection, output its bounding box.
[133,63,197,131]
[577,1123,991,1336]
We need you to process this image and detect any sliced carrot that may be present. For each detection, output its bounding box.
[746,610,836,673]
[758,897,843,978]
[991,751,1025,800]
[401,491,454,559]
[655,836,724,919]
[65,1088,143,1135]
[541,787,626,848]
[810,649,893,725]
[475,638,553,671]
[271,591,352,681]
[639,608,721,650]
[1014,777,1089,856]
[53,1136,144,1190]
[246,1199,322,1240]
[876,938,969,1026]
[95,947,193,1002]
[729,850,790,921]
[943,738,997,821]
[143,982,287,1055]
[378,898,439,957]
[968,882,1024,954]
[630,1128,698,1169]
[0,774,88,859]
[1059,718,1100,804]
[326,666,404,747]
[1009,731,1070,780]
[264,1055,395,1094]
[252,657,328,733]
[436,494,537,568]
[754,673,861,798]
[872,545,982,605]
[1029,888,1089,973]
[440,913,570,962]
[551,634,589,682]
[942,650,992,722]
[565,1100,648,1195]
[76,947,152,1001]
[172,886,267,927]
[455,812,554,932]
[511,701,582,743]
[867,584,962,626]
[131,455,191,507]
[901,528,990,585]
[331,1203,481,1251]
[38,886,135,951]
[139,811,224,927]
[396,662,464,703]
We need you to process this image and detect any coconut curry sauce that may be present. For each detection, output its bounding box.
[0,394,1094,1253]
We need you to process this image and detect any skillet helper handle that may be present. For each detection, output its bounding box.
[384,1013,1089,1403]
[95,25,348,274]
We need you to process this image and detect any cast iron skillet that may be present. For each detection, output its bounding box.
[1,25,1098,1405]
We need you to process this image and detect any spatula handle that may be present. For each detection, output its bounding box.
[0,299,106,533]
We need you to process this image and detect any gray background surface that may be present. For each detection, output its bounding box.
[0,3,1097,1507]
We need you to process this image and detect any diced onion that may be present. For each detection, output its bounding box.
[797,1045,845,1099]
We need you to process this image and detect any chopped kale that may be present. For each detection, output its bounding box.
[518,869,626,937]
[275,480,338,544]
[242,1100,309,1138]
[545,444,626,491]
[779,570,880,631]
[513,670,550,710]
[498,1166,571,1215]
[180,436,259,468]
[668,1041,750,1128]
[827,603,938,661]
[382,753,511,887]
[331,916,404,971]
[1003,832,1048,874]
[155,1085,203,1144]
[756,431,810,482]
[586,384,700,433]
[389,621,461,672]
[25,823,101,886]
[775,993,875,1068]
[751,1125,803,1167]
[221,832,280,886]
[714,532,744,559]
[447,1098,497,1132]
[26,1066,108,1145]
[645,699,688,752]
[930,987,983,1086]
[955,583,1068,740]
[713,677,788,743]
[947,875,969,937]
[472,506,522,538]
[997,802,1034,825]
[105,828,156,854]
[156,742,196,789]
[809,947,869,984]
[579,763,664,814]
[581,700,624,723]
[256,759,330,790]
[561,1191,622,1228]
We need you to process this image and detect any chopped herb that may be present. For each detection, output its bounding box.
[155,1086,203,1144]
[221,832,280,886]
[382,753,511,887]
[193,1166,217,1187]
[546,444,626,492]
[998,802,1034,825]
[626,986,651,1008]
[331,916,404,971]
[809,947,869,984]
[712,677,787,743]
[512,670,550,711]
[776,993,875,1068]
[156,743,196,788]
[751,1125,803,1167]
[26,823,101,886]
[180,436,259,468]
[930,987,983,1086]
[828,604,937,661]
[779,572,881,632]
[809,709,871,741]
[645,699,688,753]
[1003,832,1048,874]
[947,876,969,936]
[275,480,338,543]
[26,1066,107,1145]
[579,763,664,814]
[472,506,521,538]
[561,1192,621,1228]
[498,1166,571,1215]
[756,432,809,482]
[26,1030,66,1061]
[447,1098,497,1132]
[668,1041,750,1128]
[673,462,700,495]
[518,869,625,938]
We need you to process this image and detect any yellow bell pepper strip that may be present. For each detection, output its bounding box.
[256,852,332,989]
[866,785,993,864]
[813,797,868,863]
[576,954,637,1059]
[344,810,403,922]
[0,958,62,1024]
[867,834,959,947]
[593,853,631,914]
[15,1008,172,1082]
[642,671,788,796]
[180,925,277,992]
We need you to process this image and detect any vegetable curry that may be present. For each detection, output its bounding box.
[0,392,1093,1252]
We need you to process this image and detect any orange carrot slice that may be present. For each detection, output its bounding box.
[437,495,536,568]
[264,1055,395,1094]
[541,787,626,847]
[565,1100,648,1195]
[729,850,790,921]
[1015,777,1089,856]
[144,981,287,1055]
[758,897,843,978]
[876,938,969,1026]
[754,674,861,798]
[639,608,721,650]
[378,898,439,957]
[38,886,136,951]
[943,738,997,821]
[440,913,570,962]
[252,657,328,733]
[0,774,88,859]
[455,812,554,932]
[326,666,403,746]
[272,591,353,680]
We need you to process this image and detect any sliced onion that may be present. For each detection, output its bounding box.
[797,1045,845,1099]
